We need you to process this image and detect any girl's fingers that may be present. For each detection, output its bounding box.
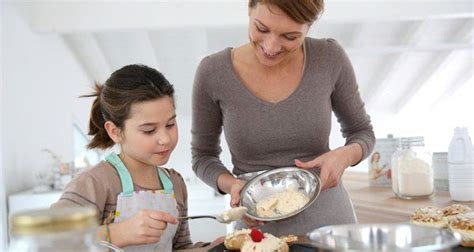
[148,211,178,224]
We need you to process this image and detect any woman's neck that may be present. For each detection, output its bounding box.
[243,43,304,73]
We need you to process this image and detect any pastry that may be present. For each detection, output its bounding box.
[448,212,474,247]
[410,207,446,228]
[224,229,251,250]
[223,228,296,251]
[442,204,472,224]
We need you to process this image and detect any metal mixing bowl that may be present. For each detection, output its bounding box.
[239,167,321,222]
[307,223,461,251]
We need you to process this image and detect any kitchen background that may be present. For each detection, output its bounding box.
[1,0,473,249]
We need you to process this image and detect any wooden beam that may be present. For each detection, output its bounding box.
[347,42,473,54]
[62,34,111,83]
[364,20,428,108]
[394,19,474,112]
[432,63,473,108]
[94,31,160,70]
[12,1,474,33]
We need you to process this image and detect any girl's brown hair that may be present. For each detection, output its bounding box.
[82,64,174,149]
[249,0,324,24]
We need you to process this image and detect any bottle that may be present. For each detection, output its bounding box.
[9,207,107,252]
[447,127,474,201]
[391,137,433,199]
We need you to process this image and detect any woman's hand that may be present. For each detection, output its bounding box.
[229,180,246,207]
[109,209,178,247]
[295,144,362,190]
[228,180,264,228]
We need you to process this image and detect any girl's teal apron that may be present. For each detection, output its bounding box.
[106,153,178,252]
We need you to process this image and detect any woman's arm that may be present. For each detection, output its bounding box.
[330,40,375,162]
[191,56,233,192]
[296,40,375,190]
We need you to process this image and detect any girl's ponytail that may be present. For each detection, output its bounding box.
[82,83,114,149]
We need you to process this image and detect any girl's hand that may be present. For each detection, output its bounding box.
[110,209,178,247]
[229,180,265,227]
[295,144,362,191]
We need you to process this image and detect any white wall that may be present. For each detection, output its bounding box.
[0,6,7,248]
[1,4,90,195]
[1,3,8,250]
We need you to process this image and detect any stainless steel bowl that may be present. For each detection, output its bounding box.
[239,167,321,222]
[307,223,461,251]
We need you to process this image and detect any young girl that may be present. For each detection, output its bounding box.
[51,65,211,251]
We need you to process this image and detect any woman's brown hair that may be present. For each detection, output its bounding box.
[249,0,324,24]
[82,64,175,149]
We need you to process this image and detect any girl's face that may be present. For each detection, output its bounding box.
[119,96,178,167]
[248,3,310,67]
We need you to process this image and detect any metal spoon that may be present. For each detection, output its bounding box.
[177,206,248,224]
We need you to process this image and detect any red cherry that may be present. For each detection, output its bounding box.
[250,228,264,242]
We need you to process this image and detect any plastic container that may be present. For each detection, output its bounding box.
[9,207,107,252]
[447,127,474,201]
[432,152,449,192]
[368,134,398,187]
[391,137,433,199]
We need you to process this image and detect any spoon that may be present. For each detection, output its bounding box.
[177,206,248,224]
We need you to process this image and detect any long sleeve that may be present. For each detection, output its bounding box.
[50,170,107,221]
[330,39,375,161]
[191,56,233,192]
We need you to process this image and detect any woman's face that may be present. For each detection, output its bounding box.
[248,3,310,67]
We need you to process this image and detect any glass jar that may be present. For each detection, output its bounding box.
[9,207,108,252]
[391,137,433,199]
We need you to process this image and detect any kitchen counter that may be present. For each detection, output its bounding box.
[342,171,474,223]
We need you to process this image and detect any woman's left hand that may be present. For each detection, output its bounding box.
[295,144,362,191]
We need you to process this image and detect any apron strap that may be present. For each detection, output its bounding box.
[157,168,173,194]
[105,153,134,197]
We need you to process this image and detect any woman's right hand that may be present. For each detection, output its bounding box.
[229,180,264,228]
[229,179,246,207]
[109,209,178,247]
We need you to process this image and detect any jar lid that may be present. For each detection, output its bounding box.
[399,136,425,147]
[10,207,98,235]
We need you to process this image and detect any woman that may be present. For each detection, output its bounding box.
[191,0,375,236]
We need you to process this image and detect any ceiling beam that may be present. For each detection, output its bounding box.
[434,67,473,107]
[13,1,474,34]
[348,23,366,48]
[392,52,450,112]
[393,19,474,112]
[94,31,160,71]
[347,42,473,54]
[364,20,428,107]
[62,34,112,84]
